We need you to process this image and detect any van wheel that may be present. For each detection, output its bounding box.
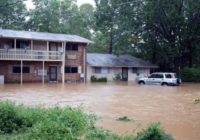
[161,82,168,86]
[139,81,145,85]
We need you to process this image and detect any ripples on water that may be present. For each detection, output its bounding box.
[0,83,200,140]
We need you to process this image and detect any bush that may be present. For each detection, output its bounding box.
[180,67,200,82]
[0,101,33,133]
[134,123,173,140]
[0,101,174,140]
[28,107,90,140]
[91,75,97,82]
[91,75,107,82]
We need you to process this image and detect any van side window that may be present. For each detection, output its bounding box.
[165,74,172,78]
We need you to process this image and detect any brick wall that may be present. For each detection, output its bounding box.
[0,61,62,83]
[65,44,86,82]
[0,43,87,83]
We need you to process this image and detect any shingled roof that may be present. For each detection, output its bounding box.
[87,53,158,68]
[0,29,93,43]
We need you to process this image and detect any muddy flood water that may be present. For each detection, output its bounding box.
[0,82,200,140]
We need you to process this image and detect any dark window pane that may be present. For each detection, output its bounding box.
[65,67,71,73]
[72,44,78,51]
[149,74,156,78]
[65,66,78,73]
[66,44,72,50]
[165,74,172,78]
[71,67,78,73]
[16,41,30,49]
[66,43,78,51]
[155,74,163,78]
[95,67,101,74]
[13,66,30,73]
[13,66,21,73]
[23,66,30,73]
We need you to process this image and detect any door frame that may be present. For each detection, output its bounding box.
[49,66,58,82]
[122,67,128,81]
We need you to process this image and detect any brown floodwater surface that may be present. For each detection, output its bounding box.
[0,83,200,140]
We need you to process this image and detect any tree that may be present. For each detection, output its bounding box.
[0,0,27,30]
[140,0,200,71]
[95,0,118,54]
[27,0,95,39]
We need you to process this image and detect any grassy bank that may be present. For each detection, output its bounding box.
[0,101,173,140]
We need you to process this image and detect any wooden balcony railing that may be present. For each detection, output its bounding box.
[0,49,63,61]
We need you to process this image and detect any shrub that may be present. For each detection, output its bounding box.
[0,101,174,140]
[113,73,122,81]
[27,107,90,140]
[0,101,32,133]
[180,67,200,82]
[91,75,107,82]
[134,123,173,140]
[194,98,200,104]
[116,116,131,122]
[91,75,97,82]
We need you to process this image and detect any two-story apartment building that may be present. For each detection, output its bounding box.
[0,29,92,84]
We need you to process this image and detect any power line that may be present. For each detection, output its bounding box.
[113,0,144,6]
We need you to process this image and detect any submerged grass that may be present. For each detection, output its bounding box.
[0,101,173,140]
[116,116,132,122]
[194,98,200,104]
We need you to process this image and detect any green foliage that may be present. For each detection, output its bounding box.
[91,75,107,82]
[194,98,200,104]
[116,116,131,122]
[0,101,33,133]
[134,123,173,140]
[180,67,200,82]
[27,107,90,140]
[113,73,122,81]
[0,101,173,140]
[27,0,95,39]
[0,0,27,29]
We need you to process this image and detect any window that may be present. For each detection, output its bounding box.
[65,66,78,73]
[156,74,164,78]
[95,67,108,74]
[95,67,101,74]
[4,42,14,49]
[16,40,30,49]
[165,74,172,79]
[132,68,138,73]
[149,74,157,78]
[66,43,78,51]
[12,66,30,74]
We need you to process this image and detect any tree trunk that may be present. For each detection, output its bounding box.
[108,29,113,54]
[188,42,193,68]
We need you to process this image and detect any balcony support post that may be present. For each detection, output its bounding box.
[21,60,23,84]
[31,40,33,59]
[14,39,16,59]
[14,39,16,50]
[47,41,49,60]
[42,61,45,84]
[83,46,86,83]
[62,42,65,84]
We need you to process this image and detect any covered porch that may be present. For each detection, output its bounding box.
[0,60,64,84]
[0,38,65,61]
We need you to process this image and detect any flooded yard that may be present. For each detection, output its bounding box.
[0,82,200,140]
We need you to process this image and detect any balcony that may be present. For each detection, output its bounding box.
[0,49,63,61]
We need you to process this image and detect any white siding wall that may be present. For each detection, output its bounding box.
[87,66,151,82]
